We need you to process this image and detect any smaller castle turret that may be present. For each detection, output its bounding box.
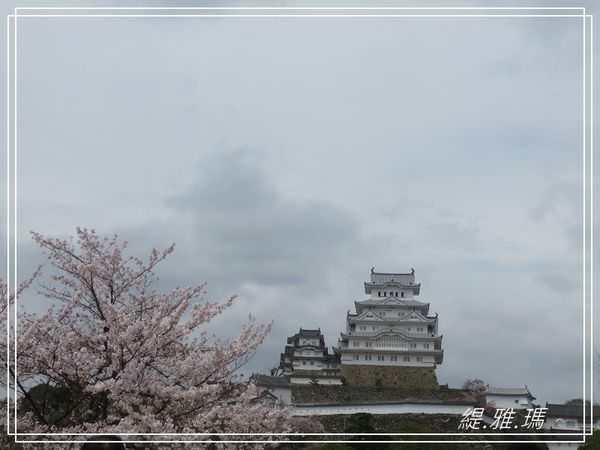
[279,328,341,385]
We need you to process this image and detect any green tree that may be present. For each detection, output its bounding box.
[344,413,389,449]
[580,429,600,449]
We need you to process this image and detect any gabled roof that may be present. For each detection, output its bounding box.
[341,329,443,341]
[352,309,385,321]
[401,310,433,322]
[250,390,280,404]
[486,387,535,399]
[348,309,436,325]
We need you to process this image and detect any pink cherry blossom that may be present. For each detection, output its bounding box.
[1,228,320,449]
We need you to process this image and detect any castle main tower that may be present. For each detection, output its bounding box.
[335,269,443,389]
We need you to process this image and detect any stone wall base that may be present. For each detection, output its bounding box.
[340,365,439,389]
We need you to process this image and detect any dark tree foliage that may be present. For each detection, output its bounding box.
[580,429,600,449]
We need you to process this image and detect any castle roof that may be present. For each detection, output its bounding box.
[545,403,600,419]
[348,308,436,324]
[486,386,535,399]
[253,374,291,388]
[292,328,322,339]
[370,270,414,285]
[355,297,429,308]
[286,328,325,347]
[340,329,442,341]
[364,270,421,294]
[249,390,280,405]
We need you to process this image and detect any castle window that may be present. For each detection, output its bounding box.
[353,341,359,347]
[353,355,359,360]
[365,342,372,347]
[365,355,372,361]
[410,343,417,349]
[403,356,410,362]
[401,292,405,298]
[391,356,398,361]
[378,355,384,361]
[384,292,387,297]
[395,292,398,297]
[416,356,423,362]
[417,327,423,332]
[515,400,519,404]
[310,361,314,365]
[378,291,381,297]
[424,343,430,349]
[302,361,306,365]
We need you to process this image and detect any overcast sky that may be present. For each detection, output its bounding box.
[2,1,598,406]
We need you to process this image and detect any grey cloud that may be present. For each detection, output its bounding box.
[4,6,594,406]
[423,220,481,252]
[115,149,362,292]
[536,270,579,294]
[530,181,582,252]
[531,182,580,222]
[165,148,361,289]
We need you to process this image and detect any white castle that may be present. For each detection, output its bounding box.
[278,268,444,387]
[336,268,443,368]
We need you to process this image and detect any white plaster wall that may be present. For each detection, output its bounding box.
[295,348,322,356]
[546,443,579,450]
[289,377,312,385]
[292,402,469,416]
[289,376,343,386]
[340,354,435,367]
[270,387,292,404]
[543,417,600,432]
[370,289,414,300]
[485,394,533,409]
[349,339,433,350]
[293,361,323,370]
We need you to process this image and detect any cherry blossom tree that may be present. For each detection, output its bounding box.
[1,269,40,450]
[461,378,486,407]
[2,227,316,448]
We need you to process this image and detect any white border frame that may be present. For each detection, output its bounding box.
[5,5,594,446]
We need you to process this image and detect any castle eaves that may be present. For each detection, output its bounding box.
[486,387,535,399]
[356,298,428,307]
